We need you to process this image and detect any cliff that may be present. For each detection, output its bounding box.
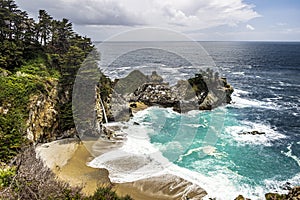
[26,79,59,142]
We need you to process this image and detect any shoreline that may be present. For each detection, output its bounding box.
[36,138,207,199]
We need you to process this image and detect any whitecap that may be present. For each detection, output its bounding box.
[281,143,300,167]
[224,121,286,146]
[232,71,245,76]
[230,95,280,110]
[233,89,250,96]
[263,96,283,102]
[278,81,294,87]
[267,86,283,90]
[183,123,207,128]
[177,145,225,162]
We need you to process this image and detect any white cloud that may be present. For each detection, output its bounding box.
[16,0,260,30]
[246,24,255,31]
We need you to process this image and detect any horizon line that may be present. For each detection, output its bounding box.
[92,40,300,43]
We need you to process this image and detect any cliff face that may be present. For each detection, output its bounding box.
[26,79,59,142]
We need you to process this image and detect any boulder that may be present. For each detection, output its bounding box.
[234,195,251,200]
[265,193,283,200]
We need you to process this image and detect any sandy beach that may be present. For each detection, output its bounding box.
[36,138,207,199]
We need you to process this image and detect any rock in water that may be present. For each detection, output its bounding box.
[235,195,248,200]
[240,131,266,135]
[108,70,234,116]
[265,186,300,199]
[265,193,284,200]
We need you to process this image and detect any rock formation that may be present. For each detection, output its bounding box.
[118,70,234,112]
[265,186,300,200]
[26,79,59,142]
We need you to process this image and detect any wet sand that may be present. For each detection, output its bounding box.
[36,138,207,199]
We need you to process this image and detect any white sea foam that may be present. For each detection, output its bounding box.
[177,146,225,162]
[267,86,284,90]
[224,121,286,146]
[245,65,252,69]
[183,123,207,128]
[232,71,245,76]
[281,143,300,167]
[88,121,170,182]
[167,163,268,200]
[234,89,250,96]
[230,92,280,110]
[278,81,293,87]
[263,96,283,102]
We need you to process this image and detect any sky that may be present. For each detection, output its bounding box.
[15,0,300,41]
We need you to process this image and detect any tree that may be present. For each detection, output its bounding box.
[37,10,52,45]
[0,0,18,40]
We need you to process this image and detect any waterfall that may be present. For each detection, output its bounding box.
[99,96,108,124]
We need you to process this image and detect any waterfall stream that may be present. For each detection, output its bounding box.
[99,96,108,124]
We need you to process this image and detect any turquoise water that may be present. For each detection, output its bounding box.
[134,105,300,198]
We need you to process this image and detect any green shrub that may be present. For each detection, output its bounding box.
[86,187,133,200]
[0,166,16,188]
[19,63,49,77]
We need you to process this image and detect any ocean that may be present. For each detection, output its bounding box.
[88,41,300,199]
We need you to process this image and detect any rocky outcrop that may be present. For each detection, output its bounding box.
[221,77,234,104]
[125,70,233,112]
[265,186,300,200]
[26,79,59,142]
